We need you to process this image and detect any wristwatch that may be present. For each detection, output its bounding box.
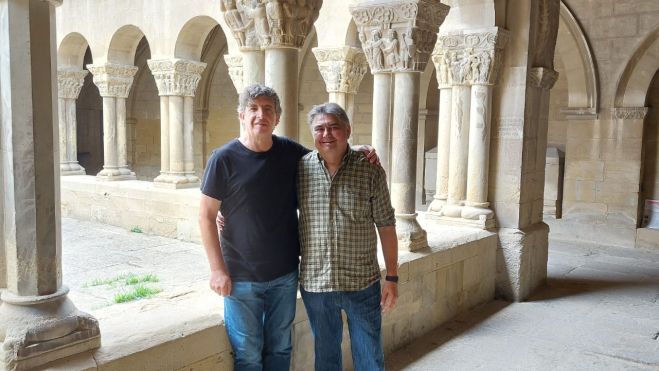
[385,275,399,283]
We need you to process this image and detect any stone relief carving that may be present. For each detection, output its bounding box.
[223,54,244,93]
[220,0,321,49]
[313,47,368,94]
[350,0,449,73]
[147,59,207,97]
[86,63,138,98]
[611,107,648,120]
[527,67,558,90]
[57,70,88,99]
[432,28,509,86]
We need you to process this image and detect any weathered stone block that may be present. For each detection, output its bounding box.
[635,227,659,250]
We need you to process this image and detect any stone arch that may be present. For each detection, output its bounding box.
[345,20,360,49]
[174,16,221,61]
[614,26,659,108]
[107,25,147,65]
[555,1,599,113]
[58,32,90,70]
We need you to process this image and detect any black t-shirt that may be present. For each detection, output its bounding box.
[201,136,309,282]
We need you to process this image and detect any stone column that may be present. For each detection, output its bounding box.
[427,28,508,230]
[351,0,450,251]
[87,63,138,181]
[427,48,452,214]
[372,73,393,178]
[220,0,265,88]
[57,69,88,176]
[0,1,100,369]
[147,58,206,189]
[312,46,369,122]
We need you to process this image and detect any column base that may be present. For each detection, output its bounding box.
[96,167,136,181]
[153,173,200,189]
[425,212,496,230]
[426,197,447,214]
[395,213,428,252]
[495,223,549,301]
[60,162,86,176]
[0,287,100,371]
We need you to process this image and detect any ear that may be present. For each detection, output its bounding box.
[347,125,352,138]
[274,113,281,126]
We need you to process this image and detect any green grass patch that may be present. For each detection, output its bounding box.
[130,226,143,233]
[113,285,162,304]
[84,273,160,287]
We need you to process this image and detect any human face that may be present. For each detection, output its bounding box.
[239,96,280,137]
[311,114,351,158]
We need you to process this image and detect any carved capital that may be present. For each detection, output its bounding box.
[86,63,138,98]
[223,54,244,93]
[57,69,88,99]
[147,59,207,97]
[350,0,449,73]
[611,107,648,120]
[221,0,322,50]
[432,27,510,86]
[312,46,369,94]
[528,67,559,90]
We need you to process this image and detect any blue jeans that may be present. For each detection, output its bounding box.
[301,281,384,371]
[224,270,298,371]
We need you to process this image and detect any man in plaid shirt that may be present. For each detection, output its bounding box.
[297,102,399,371]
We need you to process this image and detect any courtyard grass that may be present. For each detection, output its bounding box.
[84,272,163,305]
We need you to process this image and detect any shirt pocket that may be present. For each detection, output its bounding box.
[337,184,369,221]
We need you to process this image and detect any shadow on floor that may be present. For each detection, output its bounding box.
[386,300,511,371]
[526,278,658,302]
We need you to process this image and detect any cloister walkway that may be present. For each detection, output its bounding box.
[62,218,659,371]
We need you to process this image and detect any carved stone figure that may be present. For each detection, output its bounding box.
[383,29,400,69]
[370,29,384,70]
[266,0,284,43]
[400,31,415,69]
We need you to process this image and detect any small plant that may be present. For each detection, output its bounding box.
[125,273,159,285]
[130,226,143,233]
[113,285,162,304]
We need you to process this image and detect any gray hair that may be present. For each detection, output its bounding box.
[237,84,282,115]
[307,102,350,128]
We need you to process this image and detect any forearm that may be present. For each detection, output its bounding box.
[378,226,398,276]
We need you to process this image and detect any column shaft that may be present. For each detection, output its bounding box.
[183,95,196,180]
[466,84,492,206]
[116,97,129,175]
[101,97,118,171]
[159,96,170,174]
[169,95,185,174]
[372,73,393,178]
[242,49,265,86]
[428,87,452,213]
[265,47,298,139]
[445,85,471,215]
[58,97,68,165]
[66,98,78,165]
[391,72,427,251]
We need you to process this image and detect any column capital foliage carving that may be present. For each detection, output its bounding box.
[147,59,207,97]
[312,46,369,94]
[350,0,449,73]
[57,69,88,99]
[611,107,648,120]
[223,54,244,93]
[220,0,322,50]
[432,27,510,87]
[528,67,558,89]
[86,63,138,98]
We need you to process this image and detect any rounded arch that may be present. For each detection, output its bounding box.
[614,26,659,108]
[175,16,221,61]
[555,1,599,113]
[107,25,147,65]
[58,32,90,70]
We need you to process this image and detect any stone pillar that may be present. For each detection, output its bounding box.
[0,1,100,369]
[220,0,265,88]
[147,58,206,189]
[87,63,138,181]
[493,0,559,302]
[57,69,88,176]
[351,0,450,251]
[426,28,508,230]
[224,54,244,93]
[312,46,369,123]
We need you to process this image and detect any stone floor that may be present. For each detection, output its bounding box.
[62,218,659,370]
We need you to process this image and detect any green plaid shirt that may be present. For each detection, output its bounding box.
[297,148,396,292]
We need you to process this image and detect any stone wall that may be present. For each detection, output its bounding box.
[46,212,496,370]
